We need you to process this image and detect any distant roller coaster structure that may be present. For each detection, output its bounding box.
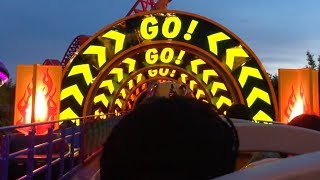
[43,0,165,67]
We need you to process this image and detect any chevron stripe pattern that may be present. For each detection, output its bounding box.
[60,12,276,124]
[60,39,122,118]
[205,30,275,121]
[237,66,273,122]
[188,58,232,114]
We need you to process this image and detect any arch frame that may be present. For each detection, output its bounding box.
[83,40,244,117]
[60,9,278,122]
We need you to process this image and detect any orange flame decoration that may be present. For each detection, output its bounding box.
[42,68,58,122]
[16,82,33,133]
[35,68,58,134]
[16,68,58,135]
[284,83,309,122]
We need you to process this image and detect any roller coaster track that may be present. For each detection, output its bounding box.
[60,35,90,68]
[127,0,156,16]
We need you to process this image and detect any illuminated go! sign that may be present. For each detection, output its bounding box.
[140,16,199,40]
[60,10,278,122]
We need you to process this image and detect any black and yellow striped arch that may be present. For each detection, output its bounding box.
[60,10,278,123]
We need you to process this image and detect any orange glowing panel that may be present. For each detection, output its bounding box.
[130,94,135,101]
[14,65,34,134]
[279,68,319,123]
[135,88,140,95]
[142,83,147,90]
[14,64,62,135]
[127,102,132,109]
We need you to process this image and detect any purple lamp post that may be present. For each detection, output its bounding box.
[0,61,9,87]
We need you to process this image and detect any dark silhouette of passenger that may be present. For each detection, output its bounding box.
[226,104,253,121]
[288,114,320,131]
[100,96,239,179]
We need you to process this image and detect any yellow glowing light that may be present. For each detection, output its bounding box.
[60,108,79,125]
[289,97,304,121]
[34,88,48,122]
[216,96,232,109]
[246,87,271,107]
[191,59,206,74]
[136,73,143,83]
[25,98,32,124]
[238,66,263,87]
[196,90,205,99]
[100,80,115,94]
[226,46,249,70]
[102,30,126,54]
[61,85,84,105]
[253,110,273,122]
[115,99,123,108]
[140,16,158,40]
[148,69,158,77]
[162,16,181,39]
[180,74,188,83]
[68,64,93,86]
[211,82,227,96]
[123,58,136,73]
[184,20,199,41]
[160,48,174,63]
[159,68,170,76]
[94,94,109,107]
[83,46,107,68]
[207,32,231,55]
[145,48,159,64]
[203,70,218,84]
[109,68,124,83]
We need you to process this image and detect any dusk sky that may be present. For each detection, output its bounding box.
[1,0,320,80]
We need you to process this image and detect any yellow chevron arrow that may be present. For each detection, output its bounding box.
[238,66,263,87]
[94,94,109,108]
[216,96,232,109]
[226,46,249,70]
[203,69,218,84]
[115,99,123,109]
[253,110,273,122]
[109,68,123,83]
[207,32,231,55]
[68,64,93,85]
[191,59,206,74]
[61,85,84,105]
[60,108,80,125]
[94,110,107,119]
[180,74,188,83]
[136,73,143,83]
[189,80,197,90]
[94,109,101,117]
[247,87,271,107]
[103,30,126,54]
[211,82,227,96]
[128,79,134,90]
[123,58,136,73]
[100,80,115,94]
[120,89,127,98]
[196,89,205,99]
[83,46,106,68]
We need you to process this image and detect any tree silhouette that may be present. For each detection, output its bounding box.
[305,51,320,70]
[306,51,317,69]
[0,79,15,126]
[268,73,278,99]
[318,55,320,70]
